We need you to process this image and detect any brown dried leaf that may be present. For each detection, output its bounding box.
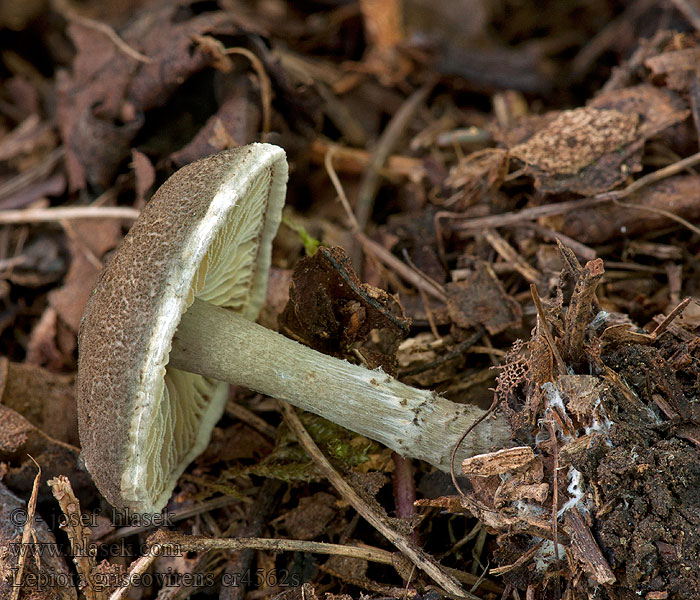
[414,495,466,513]
[446,262,522,335]
[278,246,410,374]
[0,405,94,504]
[131,148,155,208]
[510,108,639,175]
[445,148,509,209]
[273,492,338,541]
[546,175,700,244]
[505,85,689,195]
[645,37,700,92]
[589,84,689,140]
[56,2,248,188]
[199,423,272,463]
[322,555,370,586]
[25,307,63,369]
[0,361,78,446]
[170,74,260,166]
[48,219,122,333]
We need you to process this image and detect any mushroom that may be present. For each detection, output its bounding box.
[77,143,512,514]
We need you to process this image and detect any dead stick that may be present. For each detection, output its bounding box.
[281,402,471,598]
[565,258,605,365]
[355,82,434,235]
[651,297,692,339]
[11,457,41,600]
[0,206,140,223]
[530,284,567,376]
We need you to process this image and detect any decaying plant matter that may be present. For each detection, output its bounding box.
[420,248,700,599]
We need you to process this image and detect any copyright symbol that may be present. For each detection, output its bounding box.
[10,509,27,526]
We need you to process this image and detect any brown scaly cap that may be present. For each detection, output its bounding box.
[77,144,287,513]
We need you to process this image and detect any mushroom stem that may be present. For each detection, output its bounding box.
[170,298,512,470]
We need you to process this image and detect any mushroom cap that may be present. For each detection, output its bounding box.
[77,144,288,514]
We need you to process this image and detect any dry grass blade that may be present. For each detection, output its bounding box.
[10,456,41,600]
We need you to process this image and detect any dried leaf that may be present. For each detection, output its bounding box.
[546,175,700,244]
[273,492,338,540]
[56,2,248,188]
[505,85,688,195]
[446,262,522,335]
[0,405,94,504]
[0,360,78,446]
[510,108,639,175]
[278,246,410,374]
[48,219,122,333]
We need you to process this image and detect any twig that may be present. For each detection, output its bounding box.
[669,0,700,31]
[400,328,484,377]
[400,328,486,377]
[224,47,273,138]
[111,531,399,600]
[448,150,700,234]
[226,399,278,440]
[563,510,616,585]
[0,206,140,224]
[489,540,544,576]
[325,147,361,232]
[450,196,610,231]
[280,402,470,598]
[482,228,541,284]
[650,297,692,339]
[101,495,241,543]
[61,219,103,270]
[611,198,700,237]
[354,82,434,236]
[311,139,425,179]
[449,397,499,499]
[360,234,447,301]
[11,456,41,600]
[602,149,700,201]
[518,223,597,262]
[221,479,283,600]
[51,0,151,63]
[48,475,106,600]
[530,284,567,376]
[0,147,65,202]
[401,248,447,296]
[564,258,605,366]
[325,146,447,302]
